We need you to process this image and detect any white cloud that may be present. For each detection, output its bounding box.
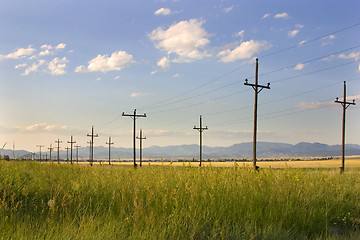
[130,92,151,98]
[75,50,135,73]
[56,43,66,49]
[157,56,170,69]
[14,63,28,69]
[223,6,234,13]
[217,40,271,63]
[338,52,360,60]
[274,12,289,19]
[288,29,300,38]
[154,8,171,16]
[48,57,68,75]
[235,30,245,38]
[96,77,102,81]
[322,55,335,62]
[25,122,67,132]
[22,60,45,76]
[149,19,211,63]
[172,73,181,78]
[150,70,158,75]
[298,40,307,46]
[41,44,52,50]
[296,101,334,109]
[0,46,36,61]
[114,75,121,80]
[262,13,270,19]
[295,24,304,29]
[294,63,306,70]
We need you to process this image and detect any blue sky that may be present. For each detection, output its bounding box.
[0,0,359,152]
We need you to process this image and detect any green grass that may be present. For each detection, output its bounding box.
[1,161,360,239]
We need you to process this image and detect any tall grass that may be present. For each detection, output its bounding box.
[1,161,359,239]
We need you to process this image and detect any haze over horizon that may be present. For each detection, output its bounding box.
[1,0,359,152]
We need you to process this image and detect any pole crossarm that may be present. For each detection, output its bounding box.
[122,109,147,167]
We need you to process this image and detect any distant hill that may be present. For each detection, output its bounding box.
[2,142,360,160]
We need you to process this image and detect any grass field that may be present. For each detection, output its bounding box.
[1,160,360,239]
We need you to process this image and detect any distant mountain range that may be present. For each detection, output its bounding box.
[2,142,360,160]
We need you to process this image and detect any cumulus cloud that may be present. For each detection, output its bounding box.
[294,63,306,70]
[274,12,289,19]
[14,63,28,69]
[25,122,67,132]
[130,92,151,98]
[298,40,307,46]
[38,43,66,56]
[338,52,360,60]
[288,29,300,38]
[0,46,36,61]
[154,8,171,16]
[157,56,170,69]
[262,13,270,19]
[22,60,45,76]
[149,19,211,63]
[235,30,245,39]
[217,40,271,63]
[75,50,135,73]
[223,6,234,13]
[48,57,68,75]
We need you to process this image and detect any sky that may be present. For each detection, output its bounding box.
[0,0,359,152]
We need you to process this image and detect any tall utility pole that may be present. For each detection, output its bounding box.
[244,58,270,171]
[106,137,114,165]
[193,115,208,167]
[335,81,356,173]
[74,145,81,163]
[122,109,147,167]
[36,145,44,162]
[87,126,98,166]
[55,139,62,164]
[65,147,70,162]
[67,136,76,164]
[48,144,54,162]
[136,130,146,167]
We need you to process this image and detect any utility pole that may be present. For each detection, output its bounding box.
[244,58,270,171]
[67,136,76,164]
[335,81,356,173]
[36,145,44,162]
[65,147,70,162]
[106,137,114,165]
[55,139,62,164]
[74,145,81,163]
[87,126,98,166]
[136,130,146,167]
[122,109,147,167]
[48,144,54,162]
[193,115,208,167]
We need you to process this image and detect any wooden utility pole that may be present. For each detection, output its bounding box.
[48,144,54,162]
[106,137,114,165]
[87,126,98,166]
[36,145,44,162]
[244,58,270,171]
[55,139,62,164]
[122,109,147,167]
[74,145,81,163]
[193,115,208,167]
[67,136,76,164]
[65,147,70,162]
[136,130,146,167]
[335,81,356,173]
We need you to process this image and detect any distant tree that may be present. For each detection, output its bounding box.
[3,155,10,161]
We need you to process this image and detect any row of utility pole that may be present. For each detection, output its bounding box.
[32,59,355,172]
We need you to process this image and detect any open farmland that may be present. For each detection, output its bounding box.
[1,160,360,239]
